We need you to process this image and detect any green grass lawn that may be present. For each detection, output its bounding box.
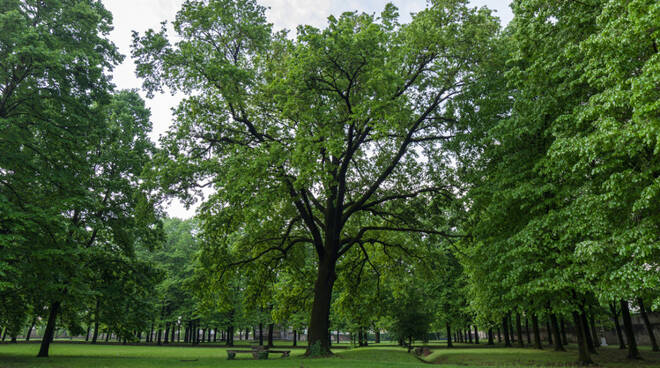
[423,343,660,367]
[1,342,659,368]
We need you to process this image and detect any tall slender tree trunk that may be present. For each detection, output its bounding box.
[531,314,542,349]
[610,302,626,349]
[516,314,523,347]
[37,301,61,358]
[446,323,453,348]
[267,323,274,347]
[487,328,494,345]
[293,329,297,347]
[226,326,234,346]
[468,326,473,343]
[259,322,263,345]
[26,317,36,342]
[638,298,659,352]
[589,314,600,348]
[307,251,337,355]
[580,310,596,354]
[375,330,380,343]
[474,325,479,344]
[526,317,531,344]
[620,300,640,359]
[164,322,170,344]
[560,318,568,345]
[572,310,593,365]
[502,316,511,347]
[550,314,564,351]
[85,324,90,342]
[546,319,553,345]
[509,314,515,344]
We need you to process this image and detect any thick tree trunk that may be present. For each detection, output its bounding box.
[446,323,453,348]
[531,313,542,349]
[37,301,61,358]
[164,322,170,344]
[474,325,479,344]
[572,311,593,365]
[267,323,274,347]
[307,253,337,355]
[487,328,494,345]
[620,299,640,359]
[502,316,511,347]
[516,314,523,347]
[468,326,473,343]
[293,329,297,347]
[638,298,659,352]
[375,330,380,343]
[550,314,564,351]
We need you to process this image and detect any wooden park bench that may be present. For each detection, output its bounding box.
[226,346,290,360]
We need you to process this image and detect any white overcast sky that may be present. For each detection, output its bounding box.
[101,0,512,219]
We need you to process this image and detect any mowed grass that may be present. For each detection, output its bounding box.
[423,343,660,367]
[0,343,426,368]
[1,342,659,368]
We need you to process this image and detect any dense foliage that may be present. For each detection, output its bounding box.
[1,0,658,365]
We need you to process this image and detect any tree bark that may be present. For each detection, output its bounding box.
[474,325,479,344]
[580,310,596,354]
[509,314,516,344]
[307,252,337,355]
[293,329,297,347]
[467,326,473,343]
[550,314,564,351]
[164,322,170,344]
[620,299,640,359]
[531,313,542,349]
[26,317,36,342]
[516,314,523,347]
[589,314,600,348]
[259,322,263,345]
[267,323,274,347]
[375,330,380,343]
[572,310,593,365]
[446,323,453,348]
[37,301,61,358]
[525,316,531,344]
[546,319,553,345]
[497,327,501,343]
[502,316,511,347]
[226,326,234,346]
[560,317,568,345]
[487,328,494,345]
[638,298,659,352]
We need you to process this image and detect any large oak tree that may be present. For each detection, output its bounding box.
[133,0,497,354]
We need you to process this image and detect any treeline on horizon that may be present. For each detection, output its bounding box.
[0,0,658,365]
